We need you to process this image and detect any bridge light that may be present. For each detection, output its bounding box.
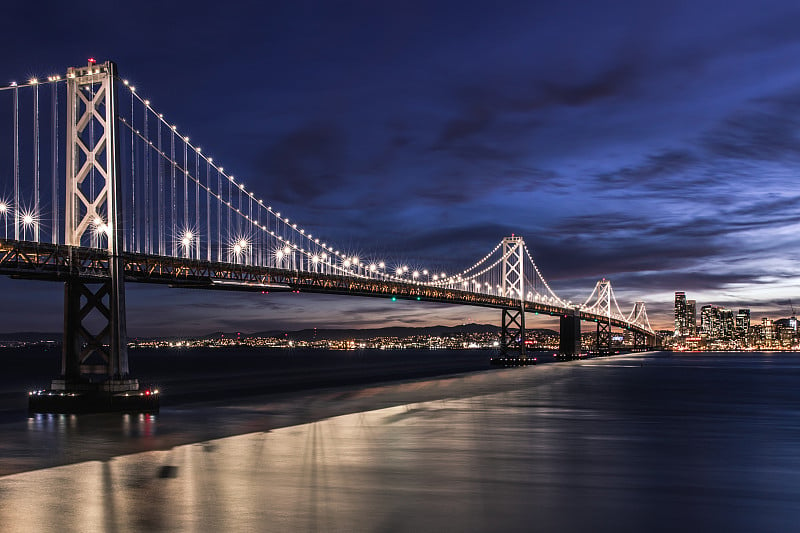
[0,202,7,214]
[378,262,385,269]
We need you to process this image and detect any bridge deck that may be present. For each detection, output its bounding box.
[0,239,651,335]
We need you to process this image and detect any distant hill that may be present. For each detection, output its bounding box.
[0,332,61,343]
[250,323,558,341]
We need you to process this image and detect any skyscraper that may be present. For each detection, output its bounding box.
[719,308,734,340]
[674,292,687,337]
[687,299,697,335]
[735,309,750,342]
[701,304,720,339]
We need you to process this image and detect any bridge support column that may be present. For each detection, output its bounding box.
[492,302,534,365]
[56,276,135,390]
[501,303,526,356]
[559,310,581,358]
[632,330,646,351]
[596,319,611,355]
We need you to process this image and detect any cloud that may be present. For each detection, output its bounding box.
[256,123,349,204]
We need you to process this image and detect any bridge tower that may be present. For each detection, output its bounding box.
[629,301,647,350]
[593,279,613,355]
[499,236,527,359]
[42,60,146,405]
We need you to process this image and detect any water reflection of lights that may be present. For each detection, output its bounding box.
[27,412,78,433]
[122,413,157,438]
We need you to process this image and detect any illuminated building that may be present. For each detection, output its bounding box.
[719,308,734,340]
[674,292,688,337]
[761,317,774,346]
[687,299,697,335]
[735,309,750,344]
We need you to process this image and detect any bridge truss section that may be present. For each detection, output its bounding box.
[60,60,133,390]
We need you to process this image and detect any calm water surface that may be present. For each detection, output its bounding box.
[1,349,800,532]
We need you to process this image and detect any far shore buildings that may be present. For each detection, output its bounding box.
[672,291,796,350]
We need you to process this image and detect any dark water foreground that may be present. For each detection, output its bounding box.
[1,349,800,532]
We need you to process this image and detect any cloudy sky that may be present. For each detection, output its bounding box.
[2,0,800,335]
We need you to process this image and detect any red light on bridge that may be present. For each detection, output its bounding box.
[144,390,151,396]
[88,57,96,64]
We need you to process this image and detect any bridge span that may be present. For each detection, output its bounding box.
[0,60,659,411]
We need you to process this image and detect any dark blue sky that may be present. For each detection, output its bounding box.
[2,0,800,335]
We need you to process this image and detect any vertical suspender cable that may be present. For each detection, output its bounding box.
[13,85,19,240]
[51,82,59,244]
[183,140,188,245]
[206,160,211,261]
[130,90,136,252]
[170,128,176,256]
[143,106,150,255]
[33,83,39,241]
[195,150,200,259]
[157,119,163,255]
[227,176,231,253]
[217,168,221,261]
[248,194,253,265]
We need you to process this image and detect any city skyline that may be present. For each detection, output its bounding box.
[672,290,799,349]
[3,1,800,335]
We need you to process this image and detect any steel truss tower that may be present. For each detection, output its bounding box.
[499,236,527,357]
[55,60,136,393]
[594,279,612,354]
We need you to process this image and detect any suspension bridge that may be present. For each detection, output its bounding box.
[0,60,657,411]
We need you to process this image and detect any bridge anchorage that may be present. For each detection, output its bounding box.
[0,59,659,411]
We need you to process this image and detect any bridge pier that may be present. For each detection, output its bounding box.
[596,318,611,355]
[491,303,536,365]
[559,310,581,358]
[632,330,646,351]
[30,275,157,413]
